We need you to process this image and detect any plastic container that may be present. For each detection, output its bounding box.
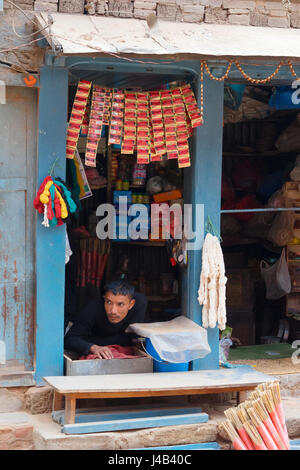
[145,338,189,373]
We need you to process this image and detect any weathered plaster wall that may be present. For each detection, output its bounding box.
[4,0,300,28]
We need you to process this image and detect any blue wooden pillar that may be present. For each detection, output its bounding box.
[185,68,224,370]
[35,66,68,385]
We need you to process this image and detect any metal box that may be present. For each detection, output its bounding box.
[64,349,153,376]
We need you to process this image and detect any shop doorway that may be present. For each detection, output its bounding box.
[63,69,197,368]
[221,84,300,373]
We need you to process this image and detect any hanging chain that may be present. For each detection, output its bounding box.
[199,58,299,124]
[287,60,300,80]
[201,59,300,84]
[234,60,283,84]
[200,60,204,121]
[203,60,233,82]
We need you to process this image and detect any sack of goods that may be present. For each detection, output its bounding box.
[260,248,291,300]
[126,315,211,364]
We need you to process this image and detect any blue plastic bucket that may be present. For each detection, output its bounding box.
[145,338,189,373]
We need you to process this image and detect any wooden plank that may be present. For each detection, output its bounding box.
[52,391,64,412]
[237,390,247,404]
[53,406,204,425]
[52,403,203,422]
[0,68,39,88]
[43,367,273,395]
[132,442,221,450]
[0,371,35,387]
[47,385,257,400]
[65,397,76,425]
[62,411,208,434]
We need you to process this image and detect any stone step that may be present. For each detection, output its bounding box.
[283,397,300,440]
[271,373,300,399]
[31,410,226,450]
[29,398,300,450]
[1,397,299,450]
[0,412,34,450]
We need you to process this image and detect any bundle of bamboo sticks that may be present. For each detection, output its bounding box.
[220,381,290,450]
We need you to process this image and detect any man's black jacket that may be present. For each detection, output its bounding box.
[64,293,147,355]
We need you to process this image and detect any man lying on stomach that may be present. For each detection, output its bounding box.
[64,279,147,359]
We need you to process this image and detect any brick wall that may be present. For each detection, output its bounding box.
[3,0,300,28]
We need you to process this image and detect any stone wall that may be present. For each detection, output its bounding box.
[3,0,300,28]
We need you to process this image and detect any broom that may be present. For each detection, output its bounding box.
[221,419,248,450]
[253,398,286,450]
[224,408,255,450]
[243,420,267,450]
[236,405,256,449]
[247,406,278,450]
[248,390,260,401]
[237,404,249,424]
[256,383,268,392]
[269,381,290,450]
[260,390,289,450]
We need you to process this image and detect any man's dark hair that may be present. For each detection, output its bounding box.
[103,280,135,299]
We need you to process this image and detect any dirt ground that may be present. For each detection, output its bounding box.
[230,358,300,375]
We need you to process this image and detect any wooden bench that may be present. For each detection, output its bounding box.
[44,367,273,434]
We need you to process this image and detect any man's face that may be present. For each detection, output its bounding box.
[103,291,135,324]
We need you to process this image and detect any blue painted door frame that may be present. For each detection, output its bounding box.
[34,58,224,384]
[35,66,68,385]
[184,66,224,371]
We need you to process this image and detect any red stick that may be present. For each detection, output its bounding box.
[262,416,286,450]
[237,428,255,450]
[275,403,290,450]
[252,440,268,451]
[269,409,289,450]
[232,437,248,451]
[256,422,278,450]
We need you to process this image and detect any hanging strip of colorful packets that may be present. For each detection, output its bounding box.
[66,80,92,160]
[34,176,78,227]
[85,85,106,167]
[108,89,125,147]
[68,80,203,169]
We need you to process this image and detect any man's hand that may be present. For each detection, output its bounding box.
[89,344,114,360]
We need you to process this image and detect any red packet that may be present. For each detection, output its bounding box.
[136,93,150,164]
[84,85,106,167]
[121,92,137,154]
[149,91,166,156]
[108,89,125,146]
[102,88,112,126]
[66,80,91,159]
[181,83,203,128]
[161,89,179,161]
